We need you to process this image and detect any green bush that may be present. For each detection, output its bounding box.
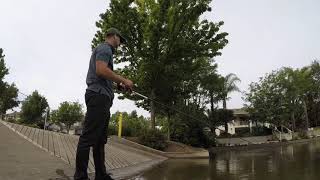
[110,111,149,137]
[7,118,16,123]
[218,132,234,138]
[138,129,168,151]
[203,131,216,148]
[234,127,272,137]
[108,123,117,136]
[298,131,309,139]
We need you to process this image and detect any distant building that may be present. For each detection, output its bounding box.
[46,123,61,132]
[69,121,83,135]
[215,108,270,136]
[4,111,20,122]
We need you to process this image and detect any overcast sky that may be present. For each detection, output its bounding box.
[1,0,319,117]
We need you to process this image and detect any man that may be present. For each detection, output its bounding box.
[74,28,133,180]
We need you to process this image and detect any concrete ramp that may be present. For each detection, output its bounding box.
[0,120,166,179]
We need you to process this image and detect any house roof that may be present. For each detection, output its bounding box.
[231,109,249,116]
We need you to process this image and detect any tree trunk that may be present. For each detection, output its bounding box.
[223,98,228,133]
[167,112,170,141]
[223,98,227,109]
[303,99,309,130]
[317,104,320,127]
[210,93,214,113]
[291,112,296,132]
[150,89,156,130]
[224,121,228,134]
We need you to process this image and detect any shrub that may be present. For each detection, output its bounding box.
[234,127,272,137]
[138,129,168,151]
[298,131,309,139]
[108,123,117,136]
[203,131,216,148]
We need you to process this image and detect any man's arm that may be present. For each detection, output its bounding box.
[96,60,133,89]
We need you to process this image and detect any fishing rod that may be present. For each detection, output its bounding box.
[116,83,255,145]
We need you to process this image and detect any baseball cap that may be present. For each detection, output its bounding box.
[106,28,127,44]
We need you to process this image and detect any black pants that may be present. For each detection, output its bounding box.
[74,90,111,180]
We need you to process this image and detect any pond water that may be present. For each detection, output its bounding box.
[137,140,320,180]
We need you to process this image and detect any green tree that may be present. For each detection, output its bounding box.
[169,102,210,147]
[215,108,234,135]
[293,67,313,130]
[0,48,9,81]
[220,73,241,109]
[308,61,320,127]
[219,73,240,131]
[0,48,19,117]
[245,70,292,127]
[92,0,228,129]
[20,91,49,126]
[200,63,224,133]
[110,110,149,137]
[244,65,316,131]
[53,102,84,133]
[0,83,19,116]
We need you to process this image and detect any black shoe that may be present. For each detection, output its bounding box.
[94,173,114,180]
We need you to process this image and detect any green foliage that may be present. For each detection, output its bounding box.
[20,91,48,126]
[216,109,234,126]
[234,127,272,137]
[138,129,168,151]
[297,131,309,139]
[91,0,234,148]
[0,48,9,81]
[168,103,211,147]
[51,101,84,133]
[0,83,19,115]
[107,123,117,136]
[93,0,228,129]
[203,130,216,148]
[110,110,149,137]
[0,48,19,116]
[207,108,234,134]
[200,64,222,111]
[220,73,241,108]
[244,61,320,131]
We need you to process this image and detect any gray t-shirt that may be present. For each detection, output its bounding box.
[86,42,114,101]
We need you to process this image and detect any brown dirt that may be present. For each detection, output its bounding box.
[124,136,202,153]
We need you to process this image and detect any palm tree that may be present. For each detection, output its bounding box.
[219,73,241,132]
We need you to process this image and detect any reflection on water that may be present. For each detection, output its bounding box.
[137,140,320,180]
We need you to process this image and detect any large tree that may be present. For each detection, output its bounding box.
[20,91,49,125]
[0,48,19,117]
[245,70,292,127]
[92,0,228,129]
[51,101,84,133]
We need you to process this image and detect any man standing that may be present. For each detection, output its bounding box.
[74,28,133,180]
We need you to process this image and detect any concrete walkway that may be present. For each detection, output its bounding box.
[0,120,167,180]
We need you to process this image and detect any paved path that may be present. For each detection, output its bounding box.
[0,122,74,180]
[0,120,166,180]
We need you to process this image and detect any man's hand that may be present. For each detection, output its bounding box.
[122,79,133,92]
[117,79,133,93]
